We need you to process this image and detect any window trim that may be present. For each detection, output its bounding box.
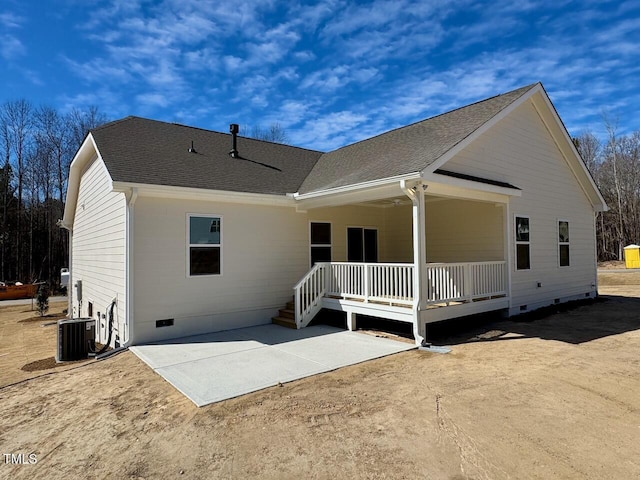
[514,214,531,271]
[186,213,223,277]
[309,221,332,267]
[558,219,570,267]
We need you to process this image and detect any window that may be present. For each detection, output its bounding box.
[310,222,331,265]
[347,227,378,263]
[188,215,222,276]
[558,220,570,267]
[515,216,530,270]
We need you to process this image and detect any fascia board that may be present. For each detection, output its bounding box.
[62,134,100,227]
[293,172,422,201]
[111,182,296,207]
[294,183,407,210]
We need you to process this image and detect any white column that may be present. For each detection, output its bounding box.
[503,202,513,315]
[402,180,427,345]
[413,184,427,310]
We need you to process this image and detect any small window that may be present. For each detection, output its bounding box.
[188,215,222,276]
[515,216,530,270]
[558,220,570,267]
[310,222,331,266]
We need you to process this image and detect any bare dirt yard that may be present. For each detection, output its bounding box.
[1,272,639,479]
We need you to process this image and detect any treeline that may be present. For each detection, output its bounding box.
[574,125,640,261]
[1,100,108,288]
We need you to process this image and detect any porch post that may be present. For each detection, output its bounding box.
[503,202,513,315]
[401,180,427,345]
[413,185,427,310]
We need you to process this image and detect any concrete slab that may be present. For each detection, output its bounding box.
[130,324,415,406]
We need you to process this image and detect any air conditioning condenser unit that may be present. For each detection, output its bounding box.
[56,318,95,362]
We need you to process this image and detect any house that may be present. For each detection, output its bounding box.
[61,83,607,347]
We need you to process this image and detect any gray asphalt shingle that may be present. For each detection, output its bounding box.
[91,117,323,195]
[90,84,537,196]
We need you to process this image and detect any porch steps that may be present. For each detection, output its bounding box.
[272,301,297,329]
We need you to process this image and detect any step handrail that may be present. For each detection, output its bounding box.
[294,262,327,328]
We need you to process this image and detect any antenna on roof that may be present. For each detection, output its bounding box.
[229,124,239,158]
[188,140,197,154]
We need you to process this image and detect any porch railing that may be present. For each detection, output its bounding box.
[326,262,415,306]
[426,261,507,305]
[294,260,507,328]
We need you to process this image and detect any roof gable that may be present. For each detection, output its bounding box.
[298,84,537,194]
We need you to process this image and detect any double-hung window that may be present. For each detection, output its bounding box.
[515,216,530,270]
[558,220,570,267]
[310,222,331,266]
[188,214,222,276]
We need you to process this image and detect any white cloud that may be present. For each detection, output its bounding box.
[296,110,369,150]
[136,93,169,108]
[0,34,25,60]
[0,12,24,28]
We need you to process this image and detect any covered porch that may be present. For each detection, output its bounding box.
[290,173,520,345]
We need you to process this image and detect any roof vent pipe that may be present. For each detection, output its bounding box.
[229,124,239,158]
[188,140,197,154]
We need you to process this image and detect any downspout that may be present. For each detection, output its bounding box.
[401,179,427,346]
[593,211,599,297]
[124,187,138,346]
[57,220,73,318]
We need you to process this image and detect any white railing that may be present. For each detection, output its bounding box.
[294,262,326,328]
[426,261,506,305]
[293,260,507,328]
[326,262,415,305]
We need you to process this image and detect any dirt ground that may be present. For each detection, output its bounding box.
[1,272,639,480]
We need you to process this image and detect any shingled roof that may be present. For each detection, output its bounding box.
[298,83,537,194]
[89,84,537,196]
[90,117,323,195]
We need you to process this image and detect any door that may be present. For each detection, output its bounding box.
[347,227,378,262]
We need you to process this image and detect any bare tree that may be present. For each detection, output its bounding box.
[243,122,290,144]
[603,114,625,259]
[66,106,109,153]
[1,99,33,279]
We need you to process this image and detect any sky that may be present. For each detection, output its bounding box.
[1,0,639,151]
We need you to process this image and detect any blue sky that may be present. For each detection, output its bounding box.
[1,0,638,151]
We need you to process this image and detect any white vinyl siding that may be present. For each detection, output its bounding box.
[133,198,310,343]
[132,201,403,343]
[71,157,127,345]
[425,199,504,263]
[443,100,597,311]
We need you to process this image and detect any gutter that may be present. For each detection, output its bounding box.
[293,172,422,200]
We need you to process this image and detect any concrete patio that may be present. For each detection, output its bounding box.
[130,324,415,406]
